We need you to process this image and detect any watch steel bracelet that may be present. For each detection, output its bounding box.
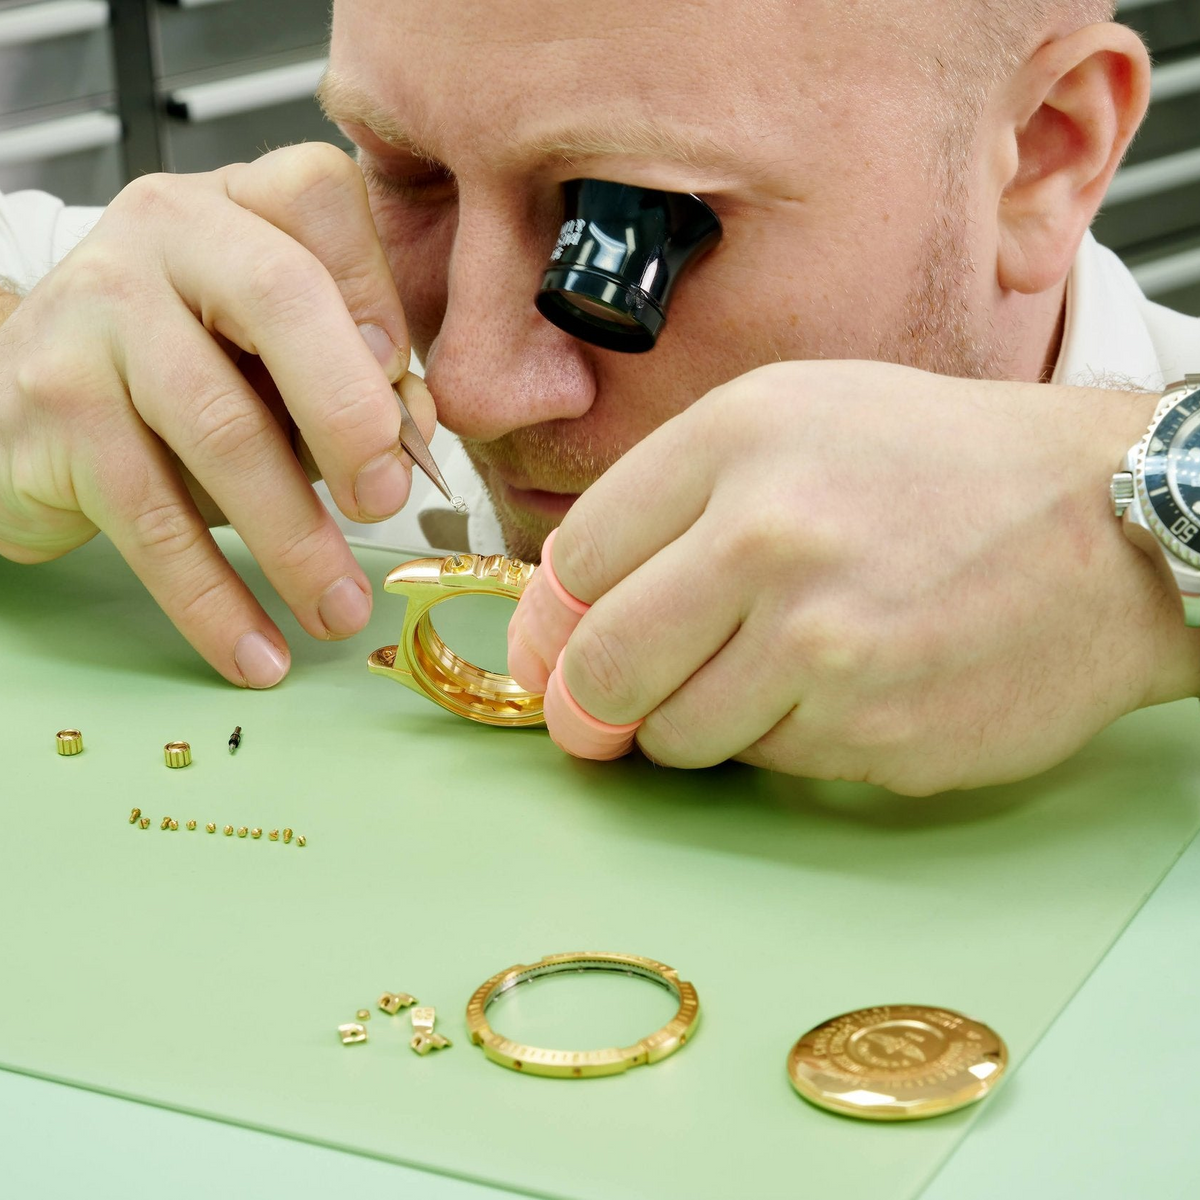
[466,951,700,1078]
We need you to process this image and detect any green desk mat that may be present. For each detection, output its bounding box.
[1,529,1198,1200]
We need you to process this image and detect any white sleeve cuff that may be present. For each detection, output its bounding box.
[0,188,103,294]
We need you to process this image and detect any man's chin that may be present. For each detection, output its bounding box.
[475,474,564,563]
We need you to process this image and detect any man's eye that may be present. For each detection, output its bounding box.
[361,161,457,201]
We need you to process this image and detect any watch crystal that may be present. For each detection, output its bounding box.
[1142,387,1200,556]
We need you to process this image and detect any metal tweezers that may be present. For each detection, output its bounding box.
[395,383,456,506]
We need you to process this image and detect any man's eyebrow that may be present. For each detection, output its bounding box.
[317,72,735,172]
[317,73,441,161]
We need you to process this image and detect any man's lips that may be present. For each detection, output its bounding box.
[489,468,581,518]
[499,480,580,518]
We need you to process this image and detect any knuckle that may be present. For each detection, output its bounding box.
[47,243,138,313]
[112,172,182,222]
[319,374,389,442]
[243,248,325,326]
[554,506,607,600]
[187,383,268,464]
[174,571,234,628]
[130,497,202,559]
[639,709,718,769]
[266,142,361,209]
[271,521,336,579]
[571,623,641,717]
[781,608,874,681]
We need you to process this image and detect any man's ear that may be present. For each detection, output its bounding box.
[994,22,1151,294]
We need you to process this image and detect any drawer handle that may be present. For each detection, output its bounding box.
[165,58,328,123]
[0,109,121,165]
[0,0,109,47]
[160,1,238,8]
[1106,145,1200,206]
[1151,55,1200,104]
[1131,246,1200,298]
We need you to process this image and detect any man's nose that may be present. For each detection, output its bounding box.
[423,203,598,444]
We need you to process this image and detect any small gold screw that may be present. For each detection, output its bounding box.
[356,1009,371,1022]
[251,827,262,839]
[138,817,150,829]
[282,828,293,844]
[168,819,179,831]
[296,835,306,847]
[237,827,248,838]
[206,822,216,834]
[160,817,172,830]
[186,820,197,831]
[129,808,141,824]
[268,829,279,841]
[223,825,234,836]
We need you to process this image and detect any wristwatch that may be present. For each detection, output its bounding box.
[1111,373,1200,625]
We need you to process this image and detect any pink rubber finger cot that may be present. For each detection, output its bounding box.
[507,528,643,760]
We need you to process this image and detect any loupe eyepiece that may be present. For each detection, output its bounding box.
[536,179,721,353]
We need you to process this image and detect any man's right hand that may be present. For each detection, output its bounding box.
[0,143,435,687]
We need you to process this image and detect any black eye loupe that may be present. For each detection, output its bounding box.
[535,179,721,353]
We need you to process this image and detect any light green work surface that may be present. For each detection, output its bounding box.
[921,823,1200,1200]
[1,529,1198,1200]
[3,827,1199,1196]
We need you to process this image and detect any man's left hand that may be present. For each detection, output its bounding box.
[509,360,1199,794]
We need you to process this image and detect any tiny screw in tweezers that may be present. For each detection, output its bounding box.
[228,726,242,755]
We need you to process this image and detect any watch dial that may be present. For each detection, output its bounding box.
[1144,388,1200,552]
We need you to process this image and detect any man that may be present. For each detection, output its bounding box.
[0,0,1192,793]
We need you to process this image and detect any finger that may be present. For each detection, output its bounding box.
[156,185,410,523]
[635,607,799,769]
[552,402,718,604]
[74,386,291,688]
[224,146,430,524]
[223,145,410,381]
[126,306,373,640]
[558,520,743,727]
[508,529,589,693]
[396,371,438,448]
[543,650,642,761]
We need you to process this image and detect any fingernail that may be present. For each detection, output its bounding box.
[358,323,406,383]
[318,575,371,639]
[234,632,288,689]
[355,451,411,520]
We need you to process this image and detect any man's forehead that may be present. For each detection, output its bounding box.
[324,0,875,176]
[318,71,754,177]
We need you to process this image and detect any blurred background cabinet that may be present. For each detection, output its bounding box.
[0,0,1197,315]
[0,0,341,206]
[1089,0,1200,316]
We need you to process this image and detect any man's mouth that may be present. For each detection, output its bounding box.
[494,475,580,519]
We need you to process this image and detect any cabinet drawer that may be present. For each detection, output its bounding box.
[1095,146,1200,252]
[1126,229,1200,316]
[1118,0,1200,59]
[0,105,122,204]
[152,0,329,78]
[0,1,114,119]
[1124,53,1200,165]
[161,55,346,172]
